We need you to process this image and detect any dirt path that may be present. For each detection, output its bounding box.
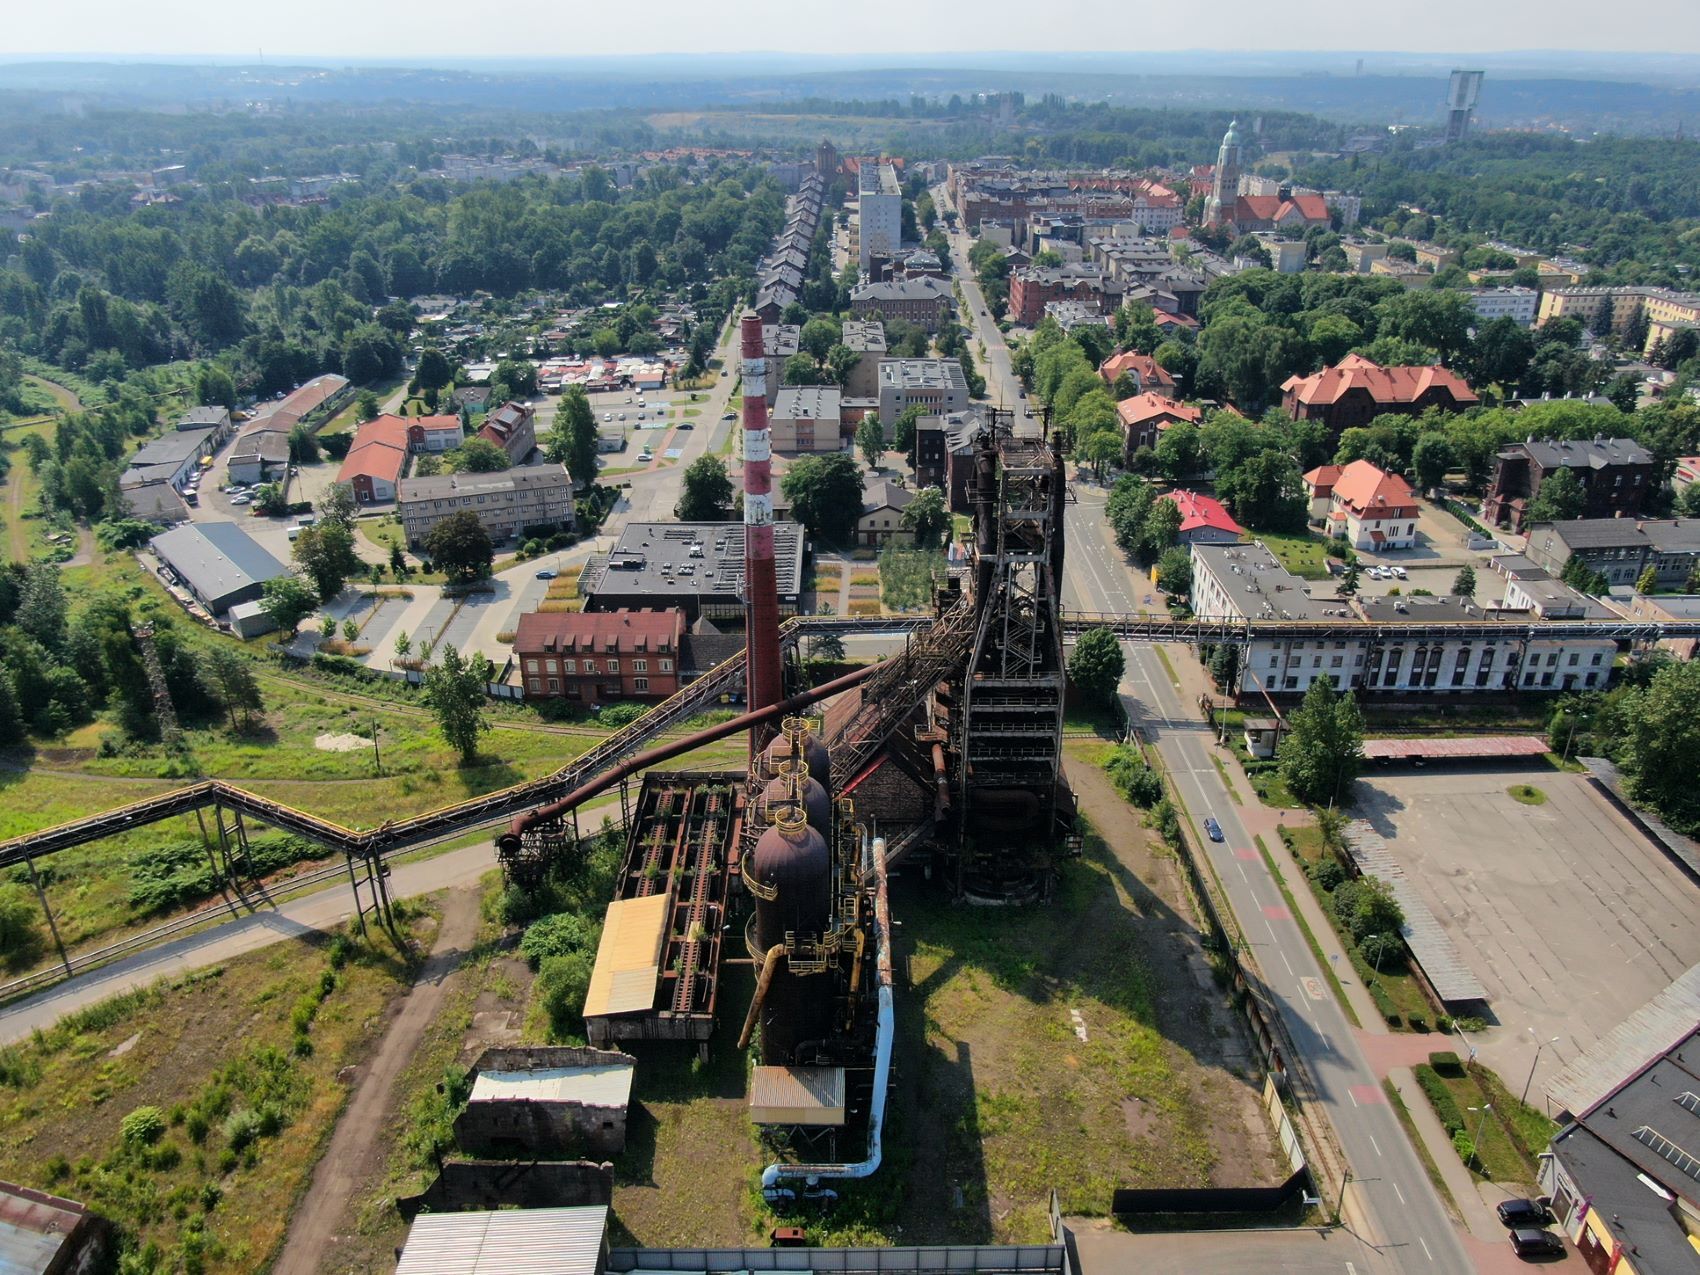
[271,887,483,1275]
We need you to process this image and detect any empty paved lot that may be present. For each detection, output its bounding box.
[1353,768,1700,1108]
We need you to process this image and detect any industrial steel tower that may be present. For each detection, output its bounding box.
[740,312,783,755]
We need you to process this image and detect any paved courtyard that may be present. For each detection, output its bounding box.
[1352,768,1700,1111]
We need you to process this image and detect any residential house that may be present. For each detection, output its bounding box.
[769,386,844,453]
[1100,351,1176,396]
[449,385,492,413]
[857,476,914,549]
[1302,460,1419,550]
[1280,354,1478,437]
[1483,436,1657,532]
[478,401,537,464]
[397,466,575,548]
[1523,517,1700,591]
[1117,392,1200,456]
[514,608,685,705]
[404,413,465,453]
[1159,490,1244,544]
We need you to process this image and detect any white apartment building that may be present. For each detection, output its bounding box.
[1465,286,1539,328]
[1190,543,1617,699]
[397,465,575,548]
[858,162,903,275]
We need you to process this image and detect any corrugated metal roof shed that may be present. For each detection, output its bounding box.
[749,1065,846,1127]
[471,1059,635,1109]
[1548,964,1700,1118]
[1342,820,1488,1005]
[0,1183,89,1274]
[396,1204,606,1274]
[583,895,668,1019]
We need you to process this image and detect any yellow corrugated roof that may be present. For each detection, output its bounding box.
[583,894,669,1019]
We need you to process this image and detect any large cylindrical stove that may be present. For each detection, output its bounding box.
[741,312,783,758]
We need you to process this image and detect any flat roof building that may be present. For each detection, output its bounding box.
[395,1204,608,1275]
[577,521,807,623]
[769,385,843,453]
[877,358,970,425]
[453,1046,636,1159]
[398,466,574,548]
[150,521,291,614]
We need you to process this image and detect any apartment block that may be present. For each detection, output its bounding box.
[397,465,575,547]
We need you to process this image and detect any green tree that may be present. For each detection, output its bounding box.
[204,646,264,729]
[546,387,599,488]
[1154,423,1202,481]
[448,437,509,473]
[1156,546,1193,597]
[1620,661,1700,833]
[293,523,361,603]
[196,363,236,410]
[388,544,409,578]
[423,511,495,583]
[1218,450,1308,531]
[260,576,318,635]
[857,417,886,470]
[1636,565,1660,595]
[342,618,360,642]
[356,389,381,421]
[1139,496,1185,562]
[343,324,403,383]
[675,455,733,521]
[800,318,841,365]
[892,404,926,463]
[415,347,455,392]
[900,486,950,549]
[1411,433,1455,492]
[782,453,863,545]
[0,883,45,972]
[1525,467,1586,523]
[0,673,23,747]
[826,344,859,388]
[287,423,320,464]
[1452,564,1477,598]
[784,353,823,386]
[492,358,538,399]
[394,630,412,658]
[1277,678,1365,806]
[15,563,67,652]
[1080,430,1123,480]
[1068,626,1125,705]
[422,645,490,764]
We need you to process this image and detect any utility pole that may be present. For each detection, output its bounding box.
[1521,1033,1561,1107]
[372,717,381,775]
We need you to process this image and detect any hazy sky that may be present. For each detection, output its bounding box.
[9,0,1700,58]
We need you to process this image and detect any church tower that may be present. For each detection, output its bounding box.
[1205,118,1243,228]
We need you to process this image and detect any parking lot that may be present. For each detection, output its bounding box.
[1352,768,1700,1109]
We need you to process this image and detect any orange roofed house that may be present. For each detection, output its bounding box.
[1303,459,1418,550]
[1099,351,1176,396]
[1280,354,1477,438]
[1160,490,1244,545]
[1117,392,1201,458]
[514,608,684,705]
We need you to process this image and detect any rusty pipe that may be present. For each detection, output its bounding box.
[738,943,786,1051]
[499,661,881,852]
[931,741,950,823]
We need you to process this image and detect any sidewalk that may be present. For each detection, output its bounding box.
[1386,1065,1516,1244]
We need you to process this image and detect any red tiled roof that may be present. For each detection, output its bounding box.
[1303,463,1344,495]
[1099,351,1176,391]
[1116,392,1201,429]
[1281,355,1478,408]
[1160,489,1244,537]
[337,437,405,485]
[411,413,462,434]
[1279,193,1331,223]
[276,374,349,418]
[514,607,684,657]
[357,415,412,451]
[1235,194,1283,222]
[1330,459,1416,516]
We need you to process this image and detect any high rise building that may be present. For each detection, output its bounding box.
[857,161,902,276]
[1445,70,1484,143]
[1205,120,1243,227]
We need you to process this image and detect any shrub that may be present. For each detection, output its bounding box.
[520,913,598,969]
[1103,744,1163,808]
[536,952,594,1039]
[121,1106,167,1147]
[1451,1130,1477,1168]
[1307,857,1347,892]
[148,1140,182,1171]
[596,702,644,727]
[222,1108,262,1152]
[1152,798,1182,848]
[1358,930,1404,971]
[1414,1063,1465,1135]
[0,884,45,971]
[1429,1051,1464,1076]
[184,1111,209,1144]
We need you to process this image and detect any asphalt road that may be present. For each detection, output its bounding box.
[1064,496,1472,1275]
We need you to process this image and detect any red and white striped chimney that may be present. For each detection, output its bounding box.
[740,312,783,751]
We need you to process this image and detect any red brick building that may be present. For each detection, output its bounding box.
[514,608,685,705]
[1280,354,1478,437]
[1007,265,1120,327]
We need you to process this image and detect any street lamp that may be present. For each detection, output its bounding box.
[1520,1032,1562,1108]
[1468,1104,1492,1168]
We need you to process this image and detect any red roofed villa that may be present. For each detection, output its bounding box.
[1159,490,1244,545]
[1302,459,1418,550]
[1280,354,1478,437]
[1117,392,1202,456]
[1099,351,1176,395]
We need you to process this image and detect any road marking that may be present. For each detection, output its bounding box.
[1261,904,1292,922]
[1264,920,1279,943]
[1236,862,1248,883]
[1348,1088,1358,1107]
[1370,1135,1382,1156]
[1419,1236,1432,1262]
[1279,951,1293,975]
[1393,1181,1405,1206]
[1302,977,1325,1001]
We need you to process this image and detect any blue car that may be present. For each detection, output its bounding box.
[1204,817,1224,842]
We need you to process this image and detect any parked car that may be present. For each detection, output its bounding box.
[723,411,737,420]
[677,422,693,430]
[1204,817,1224,841]
[1392,565,1408,579]
[1508,1229,1564,1259]
[231,494,252,505]
[1497,1199,1554,1228]
[535,569,557,580]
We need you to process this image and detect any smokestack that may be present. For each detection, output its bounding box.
[741,312,783,757]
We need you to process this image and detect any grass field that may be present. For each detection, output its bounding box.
[1253,531,1332,580]
[0,905,432,1273]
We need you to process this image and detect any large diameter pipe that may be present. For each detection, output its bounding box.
[738,944,785,1051]
[499,661,881,852]
[741,312,783,755]
[761,835,894,1192]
